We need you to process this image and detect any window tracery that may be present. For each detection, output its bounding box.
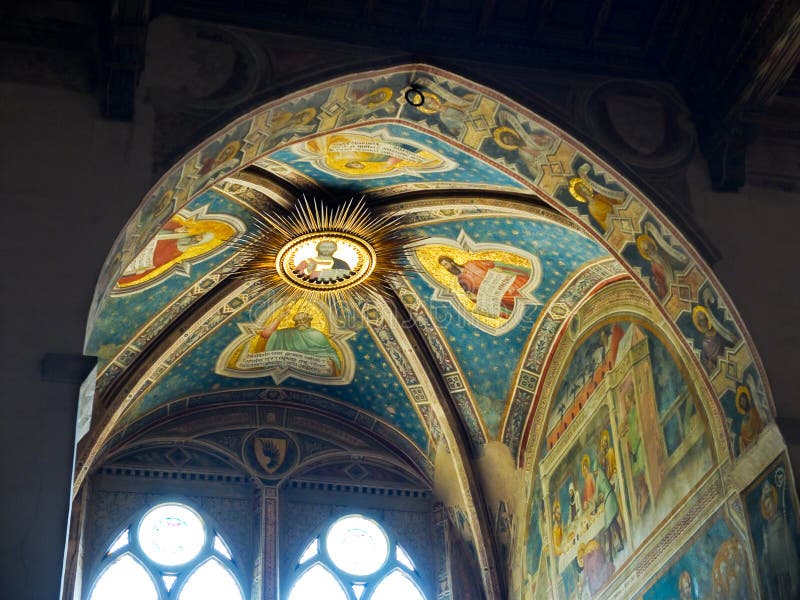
[288,514,426,600]
[87,502,244,600]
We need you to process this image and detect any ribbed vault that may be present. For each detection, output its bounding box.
[78,64,777,599]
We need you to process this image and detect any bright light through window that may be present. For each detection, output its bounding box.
[89,554,158,600]
[326,515,388,576]
[163,575,177,591]
[371,570,426,600]
[213,535,232,560]
[298,538,319,564]
[138,503,205,566]
[178,558,244,600]
[88,502,245,600]
[396,544,415,571]
[289,514,428,600]
[289,564,348,600]
[106,529,129,555]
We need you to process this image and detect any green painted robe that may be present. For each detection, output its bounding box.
[266,327,341,370]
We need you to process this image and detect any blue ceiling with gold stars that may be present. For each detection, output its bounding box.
[403,215,608,437]
[85,188,251,365]
[87,121,611,456]
[125,298,430,451]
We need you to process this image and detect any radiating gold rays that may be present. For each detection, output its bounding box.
[230,196,418,310]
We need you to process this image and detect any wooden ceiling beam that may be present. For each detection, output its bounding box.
[695,1,800,190]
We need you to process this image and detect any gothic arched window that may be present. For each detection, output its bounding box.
[288,514,426,600]
[87,502,244,600]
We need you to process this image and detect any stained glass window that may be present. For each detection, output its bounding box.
[88,502,243,600]
[396,545,416,571]
[287,514,428,600]
[326,515,389,576]
[138,504,205,566]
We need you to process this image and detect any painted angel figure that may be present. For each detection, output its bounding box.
[745,373,771,426]
[691,290,738,373]
[264,107,318,146]
[340,86,395,122]
[737,375,771,453]
[568,164,626,232]
[635,221,689,300]
[493,110,555,176]
[413,76,477,136]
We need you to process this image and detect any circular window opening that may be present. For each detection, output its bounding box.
[137,503,206,566]
[325,515,389,576]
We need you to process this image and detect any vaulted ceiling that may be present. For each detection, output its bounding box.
[77,65,775,597]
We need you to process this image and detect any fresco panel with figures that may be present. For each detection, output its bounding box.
[524,318,714,599]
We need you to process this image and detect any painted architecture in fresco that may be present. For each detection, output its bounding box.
[526,319,713,599]
[216,300,355,385]
[413,230,541,334]
[743,455,800,599]
[113,204,245,295]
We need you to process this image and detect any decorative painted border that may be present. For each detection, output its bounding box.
[501,257,627,455]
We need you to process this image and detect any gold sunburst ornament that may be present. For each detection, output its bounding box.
[231,197,417,307]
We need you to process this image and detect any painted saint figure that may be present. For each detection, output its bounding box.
[437,255,531,319]
[264,107,318,145]
[594,461,624,561]
[711,537,749,600]
[413,77,477,136]
[691,305,737,373]
[736,385,763,454]
[259,311,342,376]
[197,140,241,177]
[118,217,215,285]
[576,539,615,597]
[552,501,564,556]
[759,480,800,598]
[493,110,555,176]
[569,482,583,523]
[677,571,695,600]
[341,86,394,122]
[568,163,626,232]
[293,240,352,282]
[635,222,689,300]
[581,454,596,509]
[599,430,616,482]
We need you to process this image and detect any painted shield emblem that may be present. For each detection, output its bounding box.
[254,437,287,474]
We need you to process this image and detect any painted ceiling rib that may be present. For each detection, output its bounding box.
[382,291,507,599]
[76,276,251,491]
